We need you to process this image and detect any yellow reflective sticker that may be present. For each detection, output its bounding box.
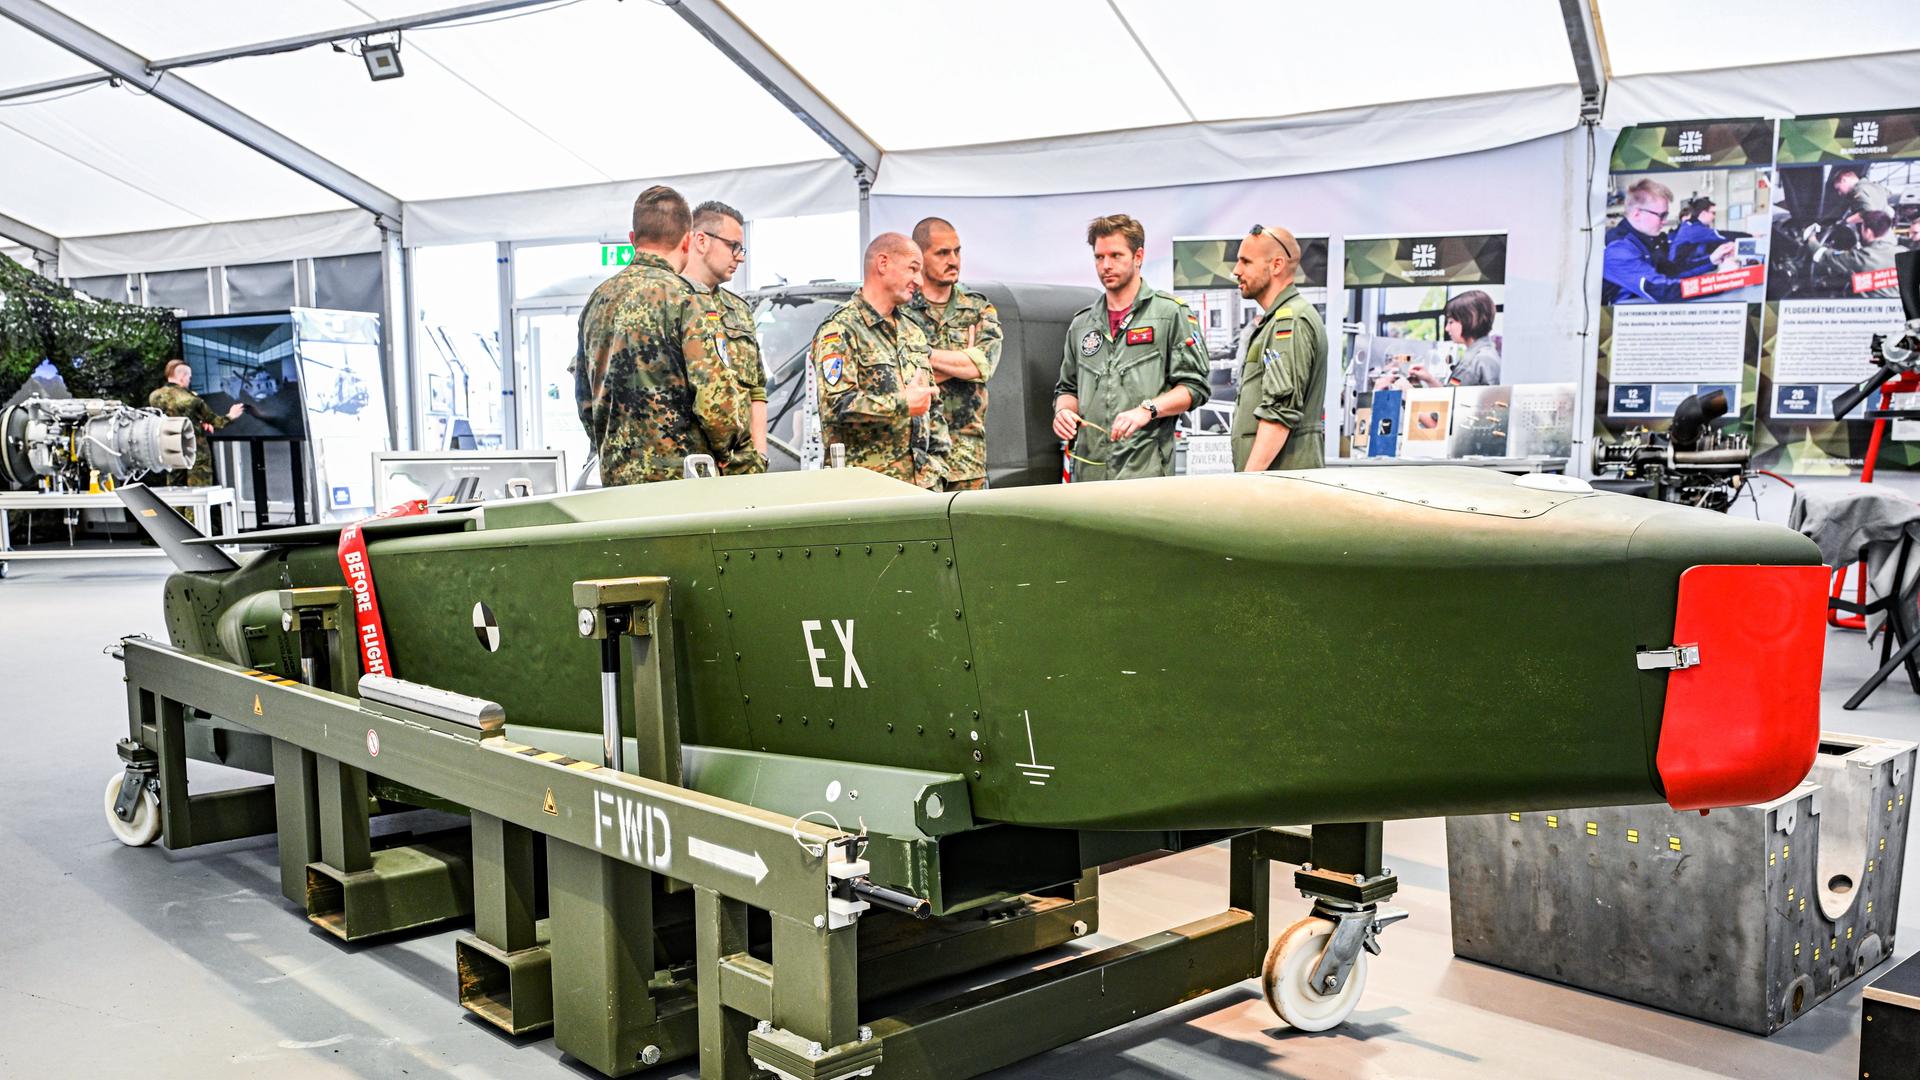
[1626,829,1639,844]
[1546,815,1559,828]
[1584,821,1597,836]
[1508,812,1521,822]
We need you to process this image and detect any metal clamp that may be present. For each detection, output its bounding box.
[1635,643,1700,670]
[1308,901,1408,995]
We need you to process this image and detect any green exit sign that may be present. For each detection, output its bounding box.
[601,244,634,266]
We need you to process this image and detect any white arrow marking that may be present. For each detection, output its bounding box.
[689,836,768,885]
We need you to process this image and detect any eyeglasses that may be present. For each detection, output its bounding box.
[1249,224,1298,262]
[701,231,745,257]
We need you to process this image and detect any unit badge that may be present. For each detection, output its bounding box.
[1079,329,1102,356]
[822,355,847,388]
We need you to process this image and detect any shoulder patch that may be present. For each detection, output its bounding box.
[1275,306,1293,318]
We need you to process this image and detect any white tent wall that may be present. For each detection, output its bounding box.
[400,158,854,249]
[1604,48,1920,129]
[873,127,1607,468]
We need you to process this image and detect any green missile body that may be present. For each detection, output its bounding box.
[158,466,1827,831]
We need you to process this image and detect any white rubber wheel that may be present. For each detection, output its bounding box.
[1262,916,1368,1032]
[104,771,161,847]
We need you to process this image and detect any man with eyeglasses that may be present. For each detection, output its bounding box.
[1229,224,1327,471]
[1603,178,1734,304]
[902,217,1003,490]
[1052,214,1210,481]
[682,200,767,472]
[574,184,751,484]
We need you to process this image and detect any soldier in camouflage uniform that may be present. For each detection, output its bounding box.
[574,185,752,486]
[903,217,1003,491]
[682,200,767,474]
[148,358,243,486]
[810,233,947,488]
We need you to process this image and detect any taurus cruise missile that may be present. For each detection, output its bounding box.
[152,465,1827,832]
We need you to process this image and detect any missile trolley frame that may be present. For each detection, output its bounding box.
[107,574,1403,1079]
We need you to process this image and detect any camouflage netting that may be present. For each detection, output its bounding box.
[0,256,180,406]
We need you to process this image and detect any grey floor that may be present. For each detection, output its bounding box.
[1,554,1915,1080]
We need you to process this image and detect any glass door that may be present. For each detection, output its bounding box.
[514,305,589,480]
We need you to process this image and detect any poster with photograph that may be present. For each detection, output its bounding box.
[1755,110,1920,473]
[1170,234,1329,436]
[1595,119,1771,454]
[1340,232,1507,458]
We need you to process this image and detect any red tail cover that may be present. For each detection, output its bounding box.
[1656,564,1828,811]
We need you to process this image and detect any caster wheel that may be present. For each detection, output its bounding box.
[1263,916,1367,1031]
[104,771,161,847]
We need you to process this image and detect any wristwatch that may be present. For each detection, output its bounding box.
[1140,398,1158,419]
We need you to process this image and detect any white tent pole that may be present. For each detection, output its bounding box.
[0,0,564,104]
[0,0,404,230]
[665,0,879,176]
[380,225,412,451]
[1558,0,1610,123]
[0,210,58,270]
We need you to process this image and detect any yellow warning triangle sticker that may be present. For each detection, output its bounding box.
[252,694,264,716]
[542,788,558,815]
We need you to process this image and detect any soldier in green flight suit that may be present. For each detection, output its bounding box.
[148,358,244,486]
[811,232,948,488]
[1052,214,1210,481]
[903,217,1003,491]
[574,185,751,485]
[682,199,767,473]
[1229,224,1328,471]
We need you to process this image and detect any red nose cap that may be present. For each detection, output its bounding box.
[1655,564,1828,811]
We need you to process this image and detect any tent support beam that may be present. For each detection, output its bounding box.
[665,0,879,177]
[0,210,59,268]
[0,0,561,103]
[1558,0,1609,123]
[0,0,404,230]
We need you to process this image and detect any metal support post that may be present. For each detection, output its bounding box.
[315,757,374,874]
[549,839,688,1076]
[1229,832,1273,968]
[770,912,860,1050]
[695,885,755,1077]
[270,739,320,905]
[573,576,682,784]
[458,810,554,1033]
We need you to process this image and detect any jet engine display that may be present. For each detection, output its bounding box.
[0,395,194,492]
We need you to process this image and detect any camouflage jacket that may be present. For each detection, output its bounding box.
[148,383,227,482]
[811,294,948,488]
[573,252,751,485]
[1054,281,1210,481]
[902,284,1003,484]
[1228,284,1327,471]
[696,281,768,474]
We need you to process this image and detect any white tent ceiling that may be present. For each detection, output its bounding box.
[1,0,1918,257]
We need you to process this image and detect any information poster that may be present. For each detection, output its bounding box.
[1756,110,1919,473]
[1595,119,1771,453]
[1170,234,1329,436]
[1340,232,1509,457]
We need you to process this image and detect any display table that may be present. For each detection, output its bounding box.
[0,486,236,578]
[1331,456,1568,474]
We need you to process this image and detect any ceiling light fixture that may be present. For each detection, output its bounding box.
[361,35,403,82]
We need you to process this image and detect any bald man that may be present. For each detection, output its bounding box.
[809,232,949,487]
[1229,224,1327,471]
